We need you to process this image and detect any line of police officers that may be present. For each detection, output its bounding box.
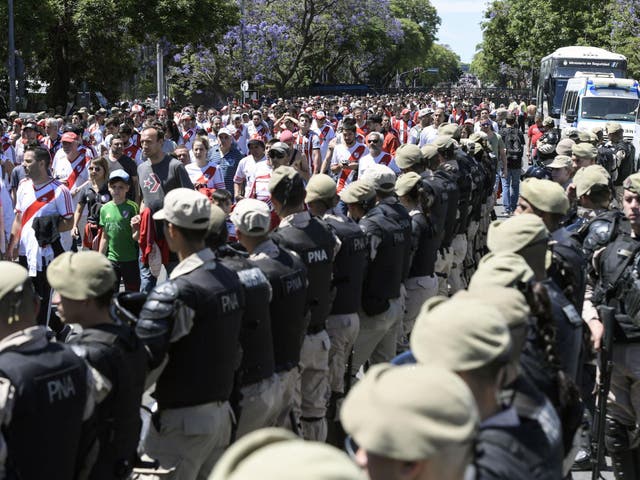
[1,118,639,480]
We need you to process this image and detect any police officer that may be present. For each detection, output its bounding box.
[47,251,147,480]
[304,174,368,432]
[394,172,438,351]
[210,428,366,480]
[338,180,404,376]
[411,294,563,480]
[0,261,100,479]
[268,166,338,442]
[135,188,245,478]
[229,198,308,435]
[590,173,640,478]
[206,204,280,439]
[606,121,636,204]
[341,363,479,480]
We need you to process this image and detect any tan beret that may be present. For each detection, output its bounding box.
[547,155,572,169]
[571,142,597,160]
[231,199,271,236]
[395,172,422,196]
[461,286,529,330]
[468,252,535,289]
[339,179,376,204]
[341,364,478,462]
[520,178,569,214]
[577,130,595,143]
[573,164,610,197]
[487,213,549,254]
[305,174,336,203]
[268,166,299,193]
[395,144,423,169]
[591,125,604,135]
[420,144,439,162]
[411,296,512,371]
[623,173,640,195]
[542,117,554,127]
[47,251,116,301]
[209,428,366,480]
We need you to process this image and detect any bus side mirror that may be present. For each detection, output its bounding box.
[566,109,577,123]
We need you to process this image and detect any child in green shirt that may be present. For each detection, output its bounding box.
[99,169,140,291]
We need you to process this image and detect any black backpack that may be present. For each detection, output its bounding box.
[501,126,524,168]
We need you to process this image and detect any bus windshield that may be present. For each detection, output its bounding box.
[581,97,639,121]
[552,79,568,113]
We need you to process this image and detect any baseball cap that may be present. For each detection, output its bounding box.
[23,122,38,131]
[418,108,432,118]
[269,142,290,157]
[279,130,294,143]
[315,110,326,119]
[46,251,117,301]
[555,138,575,157]
[338,179,376,204]
[469,252,535,289]
[341,364,478,462]
[61,132,79,143]
[606,121,623,134]
[487,213,549,254]
[361,164,396,192]
[0,261,28,303]
[268,166,299,193]
[401,108,411,115]
[305,174,337,203]
[547,155,572,169]
[231,199,272,237]
[108,169,130,183]
[217,127,233,137]
[209,428,366,480]
[411,296,512,371]
[394,144,423,169]
[573,164,610,197]
[395,172,421,196]
[519,178,570,215]
[572,142,597,160]
[153,188,212,230]
[624,173,640,195]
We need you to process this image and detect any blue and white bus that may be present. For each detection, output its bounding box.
[537,46,627,121]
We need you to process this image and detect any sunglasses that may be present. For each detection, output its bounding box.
[268,151,286,158]
[367,139,379,144]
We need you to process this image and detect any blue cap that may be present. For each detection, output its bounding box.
[108,169,130,183]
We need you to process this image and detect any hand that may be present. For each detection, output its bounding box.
[587,319,605,351]
[5,245,17,262]
[72,226,80,238]
[130,214,141,229]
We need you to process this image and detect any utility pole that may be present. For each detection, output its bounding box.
[8,0,16,110]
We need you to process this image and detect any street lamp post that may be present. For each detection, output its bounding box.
[8,0,16,110]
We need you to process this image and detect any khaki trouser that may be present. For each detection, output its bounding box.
[351,293,405,377]
[464,220,480,277]
[299,330,331,442]
[398,275,438,351]
[235,374,283,439]
[326,313,360,395]
[274,367,301,433]
[435,249,454,296]
[143,401,233,480]
[448,233,468,293]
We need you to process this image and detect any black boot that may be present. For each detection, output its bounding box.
[606,417,639,479]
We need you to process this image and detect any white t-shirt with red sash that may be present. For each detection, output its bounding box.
[312,123,335,165]
[15,178,73,275]
[358,150,400,178]
[123,140,143,165]
[180,128,197,150]
[185,161,225,191]
[247,122,272,143]
[232,123,249,155]
[331,142,368,193]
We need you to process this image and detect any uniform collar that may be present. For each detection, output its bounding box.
[250,239,280,259]
[0,325,49,354]
[170,248,216,279]
[278,210,311,228]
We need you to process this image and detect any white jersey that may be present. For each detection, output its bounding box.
[331,142,368,193]
[185,161,225,190]
[233,155,272,207]
[418,125,439,147]
[231,124,249,155]
[15,178,73,275]
[358,151,399,178]
[312,123,336,166]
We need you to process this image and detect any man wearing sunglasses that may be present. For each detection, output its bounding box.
[358,132,399,179]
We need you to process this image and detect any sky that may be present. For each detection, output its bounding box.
[430,0,488,64]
